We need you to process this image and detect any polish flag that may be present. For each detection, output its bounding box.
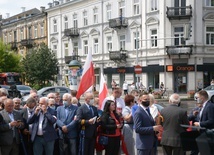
[99,73,108,109]
[76,51,95,99]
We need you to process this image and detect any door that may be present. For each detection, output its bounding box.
[174,72,187,93]
[174,0,186,15]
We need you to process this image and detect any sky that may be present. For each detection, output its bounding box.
[0,0,51,19]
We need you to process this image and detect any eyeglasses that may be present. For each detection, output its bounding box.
[14,102,20,104]
[48,97,55,99]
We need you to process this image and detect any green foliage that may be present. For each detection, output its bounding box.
[22,44,59,88]
[0,40,22,72]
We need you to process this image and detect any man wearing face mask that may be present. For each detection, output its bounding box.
[133,92,161,155]
[56,93,78,155]
[21,97,37,155]
[160,93,189,155]
[76,92,98,155]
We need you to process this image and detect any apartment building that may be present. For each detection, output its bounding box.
[1,7,48,56]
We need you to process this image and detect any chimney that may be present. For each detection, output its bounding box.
[53,1,59,6]
[21,7,26,12]
[48,3,53,8]
[40,6,45,12]
[6,13,10,18]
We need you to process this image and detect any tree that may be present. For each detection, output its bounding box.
[0,40,22,72]
[22,44,59,89]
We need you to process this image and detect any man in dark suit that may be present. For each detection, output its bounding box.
[160,93,189,155]
[76,92,98,155]
[56,93,78,155]
[133,92,161,155]
[194,90,214,155]
[27,97,58,155]
[21,97,37,155]
[0,98,24,155]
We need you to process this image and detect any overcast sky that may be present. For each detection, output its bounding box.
[0,0,51,18]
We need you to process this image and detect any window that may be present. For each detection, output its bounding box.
[83,11,88,26]
[93,8,98,24]
[20,29,24,40]
[53,19,57,33]
[174,27,185,45]
[14,31,17,41]
[120,35,126,50]
[73,14,78,28]
[151,29,157,47]
[107,36,112,52]
[73,42,78,55]
[83,40,88,55]
[34,25,38,38]
[206,27,214,45]
[119,1,125,17]
[64,43,69,56]
[53,44,58,56]
[134,31,140,49]
[206,0,214,6]
[64,16,68,29]
[133,0,140,15]
[40,24,44,37]
[151,0,158,11]
[94,38,99,54]
[106,4,111,20]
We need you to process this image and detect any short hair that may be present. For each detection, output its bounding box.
[63,93,72,100]
[124,94,135,106]
[26,97,37,105]
[71,90,77,97]
[198,90,209,99]
[169,93,180,104]
[13,98,21,102]
[130,89,139,96]
[149,94,155,104]
[0,88,8,96]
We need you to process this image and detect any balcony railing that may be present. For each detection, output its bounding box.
[166,45,193,58]
[166,5,192,20]
[109,17,128,29]
[65,54,80,64]
[10,41,17,50]
[20,39,33,48]
[64,28,79,38]
[109,49,127,63]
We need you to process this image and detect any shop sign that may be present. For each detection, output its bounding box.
[117,68,126,73]
[166,65,195,72]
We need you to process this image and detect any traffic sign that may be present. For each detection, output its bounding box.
[134,65,142,74]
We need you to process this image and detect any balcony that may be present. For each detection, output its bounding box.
[10,41,17,50]
[109,17,128,29]
[21,39,33,48]
[65,54,80,64]
[109,49,127,63]
[166,45,193,58]
[166,5,192,20]
[64,28,79,38]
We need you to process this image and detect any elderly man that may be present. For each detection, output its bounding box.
[13,98,22,111]
[76,92,98,155]
[0,88,8,97]
[160,93,189,155]
[0,99,24,155]
[56,93,78,155]
[27,97,58,155]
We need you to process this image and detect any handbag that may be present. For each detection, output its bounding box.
[98,135,108,145]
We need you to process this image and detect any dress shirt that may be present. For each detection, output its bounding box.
[37,113,44,135]
[27,108,33,134]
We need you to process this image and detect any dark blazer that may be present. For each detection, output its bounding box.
[133,106,156,150]
[160,104,189,147]
[100,112,121,135]
[76,103,98,138]
[0,109,24,145]
[200,101,214,129]
[27,110,58,142]
[56,105,78,139]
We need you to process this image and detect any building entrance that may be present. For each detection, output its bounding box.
[174,72,187,93]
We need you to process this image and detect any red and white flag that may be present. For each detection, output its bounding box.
[99,73,108,109]
[76,51,95,99]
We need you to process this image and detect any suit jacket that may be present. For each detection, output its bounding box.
[27,109,58,142]
[0,109,24,145]
[76,103,98,138]
[200,101,214,129]
[133,106,156,150]
[160,104,189,147]
[56,105,78,139]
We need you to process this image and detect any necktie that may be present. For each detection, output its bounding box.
[146,107,151,116]
[89,106,94,116]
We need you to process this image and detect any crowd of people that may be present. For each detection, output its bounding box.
[0,84,214,155]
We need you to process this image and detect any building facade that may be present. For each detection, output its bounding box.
[1,7,48,56]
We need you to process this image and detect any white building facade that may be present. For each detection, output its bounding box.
[46,0,214,94]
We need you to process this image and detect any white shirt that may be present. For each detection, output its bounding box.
[150,104,158,120]
[101,95,125,111]
[37,113,44,135]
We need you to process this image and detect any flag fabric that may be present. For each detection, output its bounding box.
[99,73,108,109]
[76,51,95,99]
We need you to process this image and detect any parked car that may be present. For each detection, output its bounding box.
[16,85,32,96]
[21,86,71,102]
[194,85,214,102]
[0,85,10,90]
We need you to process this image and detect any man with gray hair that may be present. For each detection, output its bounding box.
[160,93,189,155]
[0,88,8,97]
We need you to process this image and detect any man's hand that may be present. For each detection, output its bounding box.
[88,118,94,124]
[35,106,41,115]
[153,125,161,132]
[194,122,200,127]
[10,121,18,127]
[193,110,199,116]
[23,129,30,135]
[117,124,123,129]
[62,126,68,133]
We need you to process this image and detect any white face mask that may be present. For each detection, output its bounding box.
[89,99,94,105]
